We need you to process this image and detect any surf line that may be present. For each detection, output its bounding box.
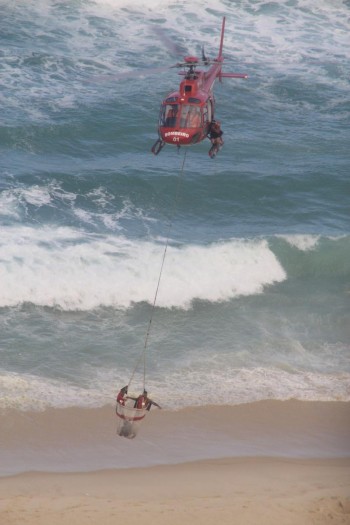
[115,151,188,439]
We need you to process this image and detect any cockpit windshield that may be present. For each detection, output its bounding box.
[160,104,179,128]
[160,103,202,129]
[180,105,202,128]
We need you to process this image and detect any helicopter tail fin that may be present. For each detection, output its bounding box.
[217,17,248,80]
[218,16,226,60]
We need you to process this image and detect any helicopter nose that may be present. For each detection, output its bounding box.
[162,130,190,145]
[161,129,202,146]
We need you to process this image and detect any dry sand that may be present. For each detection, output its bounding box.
[1,457,350,525]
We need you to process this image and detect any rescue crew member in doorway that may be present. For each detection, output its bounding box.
[208,119,224,145]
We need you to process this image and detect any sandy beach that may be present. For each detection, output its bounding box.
[1,400,350,523]
[2,400,350,474]
[1,457,350,525]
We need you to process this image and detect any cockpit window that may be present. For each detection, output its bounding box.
[160,104,178,127]
[180,105,202,128]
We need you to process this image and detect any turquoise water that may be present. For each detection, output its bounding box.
[1,0,349,411]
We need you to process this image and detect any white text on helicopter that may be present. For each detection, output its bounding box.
[164,131,190,138]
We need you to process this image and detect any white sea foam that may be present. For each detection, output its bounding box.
[0,182,76,225]
[158,239,286,308]
[0,180,156,232]
[277,234,320,251]
[19,186,52,207]
[0,372,108,411]
[0,226,286,310]
[157,367,350,409]
[1,366,349,411]
[0,191,21,220]
[2,0,348,124]
[71,196,155,232]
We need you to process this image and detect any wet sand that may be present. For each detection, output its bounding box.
[1,400,350,475]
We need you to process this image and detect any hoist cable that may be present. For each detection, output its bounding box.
[128,150,188,392]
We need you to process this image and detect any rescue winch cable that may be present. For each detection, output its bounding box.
[128,150,188,392]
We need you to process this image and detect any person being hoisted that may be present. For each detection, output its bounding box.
[207,119,224,158]
[131,389,162,411]
[116,385,128,407]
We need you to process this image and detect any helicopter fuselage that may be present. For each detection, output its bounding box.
[152,17,247,154]
[158,59,222,147]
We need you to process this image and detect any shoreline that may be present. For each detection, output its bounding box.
[1,457,350,525]
[1,399,350,476]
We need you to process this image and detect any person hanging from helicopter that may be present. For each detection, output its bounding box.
[115,385,149,439]
[116,385,135,438]
[207,119,224,158]
[130,390,162,411]
[116,385,128,407]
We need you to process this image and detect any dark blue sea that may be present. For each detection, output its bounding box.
[1,0,349,414]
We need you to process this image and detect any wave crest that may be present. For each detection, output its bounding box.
[0,227,286,310]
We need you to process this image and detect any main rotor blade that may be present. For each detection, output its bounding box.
[86,66,171,83]
[151,26,187,58]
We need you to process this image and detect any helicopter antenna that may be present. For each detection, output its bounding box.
[202,45,210,65]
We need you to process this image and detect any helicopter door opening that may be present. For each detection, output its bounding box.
[180,105,202,128]
[206,99,213,123]
[202,100,212,133]
[161,104,179,128]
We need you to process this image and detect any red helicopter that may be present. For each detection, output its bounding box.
[151,17,247,158]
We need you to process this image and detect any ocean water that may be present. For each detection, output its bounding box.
[1,0,349,414]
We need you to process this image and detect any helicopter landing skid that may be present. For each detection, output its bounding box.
[151,139,165,155]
